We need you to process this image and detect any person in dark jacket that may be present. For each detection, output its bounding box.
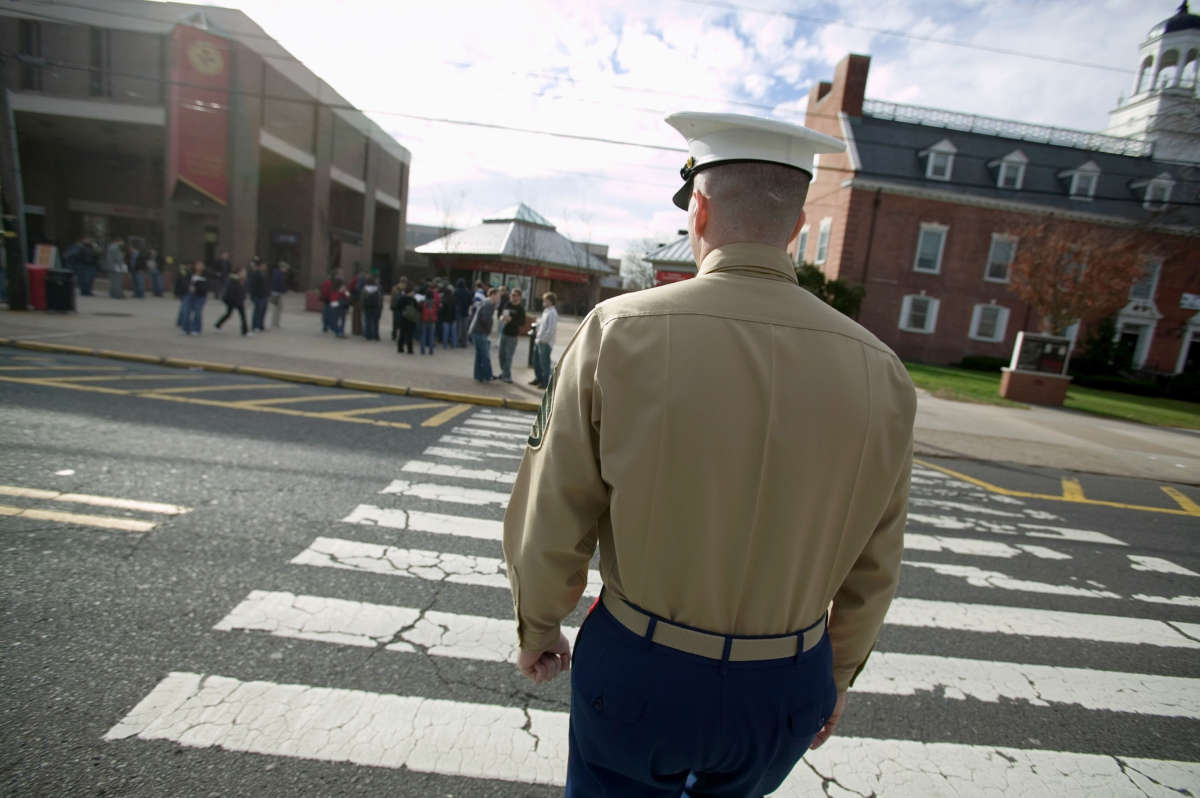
[454,279,473,347]
[361,275,383,341]
[131,246,149,298]
[438,281,457,347]
[211,251,232,301]
[394,281,417,354]
[214,269,249,335]
[269,262,288,329]
[247,257,269,332]
[182,261,208,335]
[173,258,189,328]
[497,288,526,383]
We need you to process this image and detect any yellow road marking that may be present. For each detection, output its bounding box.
[0,503,157,532]
[319,402,448,419]
[147,383,300,395]
[1162,486,1200,517]
[48,374,202,383]
[145,392,411,429]
[0,485,190,514]
[233,393,379,407]
[0,376,131,395]
[914,458,1198,517]
[1061,477,1086,501]
[0,365,124,371]
[422,403,474,427]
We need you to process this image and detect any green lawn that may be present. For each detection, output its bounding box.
[904,362,1200,430]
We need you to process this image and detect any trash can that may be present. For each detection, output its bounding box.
[25,265,48,310]
[45,268,76,312]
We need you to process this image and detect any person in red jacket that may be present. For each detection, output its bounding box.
[318,268,342,333]
[419,285,439,355]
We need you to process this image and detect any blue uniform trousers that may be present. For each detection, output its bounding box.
[566,599,837,798]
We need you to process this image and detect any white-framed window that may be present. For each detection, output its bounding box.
[984,234,1017,283]
[991,150,1027,190]
[920,139,956,181]
[913,223,948,274]
[899,294,940,334]
[1060,161,1100,200]
[969,303,1010,342]
[1144,179,1173,211]
[815,218,831,264]
[795,225,810,263]
[1129,260,1161,301]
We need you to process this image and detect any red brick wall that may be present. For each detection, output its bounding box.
[1143,254,1200,373]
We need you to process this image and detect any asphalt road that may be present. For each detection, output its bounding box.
[1,350,1198,797]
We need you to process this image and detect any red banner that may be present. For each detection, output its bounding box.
[656,270,694,285]
[168,26,230,205]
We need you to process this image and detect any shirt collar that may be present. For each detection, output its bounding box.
[697,243,799,284]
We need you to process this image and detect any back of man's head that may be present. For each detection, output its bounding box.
[694,162,809,247]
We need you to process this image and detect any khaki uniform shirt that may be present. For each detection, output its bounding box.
[503,243,915,691]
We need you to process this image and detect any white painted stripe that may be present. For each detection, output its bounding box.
[401,461,516,484]
[217,589,1199,719]
[462,418,531,433]
[292,537,602,597]
[905,534,1065,560]
[440,433,526,451]
[0,504,157,532]
[341,504,503,541]
[888,597,1199,649]
[906,513,1022,534]
[214,590,580,661]
[908,497,1024,517]
[1175,622,1200,642]
[448,425,527,442]
[380,480,510,507]
[107,672,1200,795]
[1129,555,1199,577]
[104,672,569,785]
[476,409,532,422]
[1016,544,1072,560]
[423,446,522,462]
[1135,594,1200,608]
[861,652,1200,718]
[0,485,188,515]
[905,560,1121,599]
[1019,524,1127,547]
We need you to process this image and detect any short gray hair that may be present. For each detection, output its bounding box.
[695,162,810,242]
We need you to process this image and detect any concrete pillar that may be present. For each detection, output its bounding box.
[1,88,29,307]
[226,42,262,269]
[360,139,377,270]
[305,104,333,290]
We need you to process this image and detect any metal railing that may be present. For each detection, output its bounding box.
[862,99,1154,157]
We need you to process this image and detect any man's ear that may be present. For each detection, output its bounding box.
[692,189,709,237]
[788,210,806,244]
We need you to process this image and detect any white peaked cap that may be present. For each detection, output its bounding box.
[665,111,846,209]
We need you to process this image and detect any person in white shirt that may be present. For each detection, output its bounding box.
[531,292,558,388]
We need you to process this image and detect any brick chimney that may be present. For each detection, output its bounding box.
[805,54,871,137]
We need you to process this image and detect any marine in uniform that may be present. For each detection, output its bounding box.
[502,112,916,797]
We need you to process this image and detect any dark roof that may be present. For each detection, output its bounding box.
[1157,1,1200,34]
[847,114,1200,229]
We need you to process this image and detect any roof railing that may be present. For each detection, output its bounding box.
[861,99,1154,158]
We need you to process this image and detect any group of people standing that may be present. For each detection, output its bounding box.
[174,253,289,336]
[62,236,166,299]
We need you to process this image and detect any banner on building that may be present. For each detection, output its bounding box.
[167,25,231,205]
[655,270,694,285]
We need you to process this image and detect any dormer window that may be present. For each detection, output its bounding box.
[990,150,1027,190]
[1060,161,1100,201]
[920,139,956,181]
[1132,172,1175,211]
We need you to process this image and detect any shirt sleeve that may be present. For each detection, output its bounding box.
[503,312,609,652]
[828,357,915,693]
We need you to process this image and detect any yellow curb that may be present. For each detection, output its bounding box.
[233,365,338,386]
[338,379,410,396]
[162,358,237,373]
[0,338,11,345]
[94,350,165,365]
[10,340,97,355]
[503,399,539,412]
[409,387,506,407]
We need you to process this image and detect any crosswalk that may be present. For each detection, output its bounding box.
[103,408,1200,795]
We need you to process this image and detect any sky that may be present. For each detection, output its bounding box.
[202,0,1170,259]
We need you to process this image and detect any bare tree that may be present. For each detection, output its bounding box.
[620,237,663,290]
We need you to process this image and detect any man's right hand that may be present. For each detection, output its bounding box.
[810,691,846,750]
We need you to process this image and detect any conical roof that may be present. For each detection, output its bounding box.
[482,203,555,230]
[1151,1,1200,35]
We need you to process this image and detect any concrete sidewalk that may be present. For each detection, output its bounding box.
[2,288,1197,484]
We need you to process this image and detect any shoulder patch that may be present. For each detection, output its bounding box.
[527,371,556,448]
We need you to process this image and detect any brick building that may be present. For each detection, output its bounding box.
[1,0,410,291]
[799,12,1199,374]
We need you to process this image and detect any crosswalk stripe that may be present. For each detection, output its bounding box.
[106,671,1200,794]
[215,589,1200,719]
[1129,555,1199,577]
[380,480,511,506]
[905,560,1122,599]
[291,536,602,596]
[905,533,1069,560]
[461,418,531,433]
[439,433,526,451]
[448,425,527,442]
[888,597,1199,649]
[401,461,517,484]
[0,485,189,515]
[341,504,502,541]
[0,504,157,532]
[423,446,523,462]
